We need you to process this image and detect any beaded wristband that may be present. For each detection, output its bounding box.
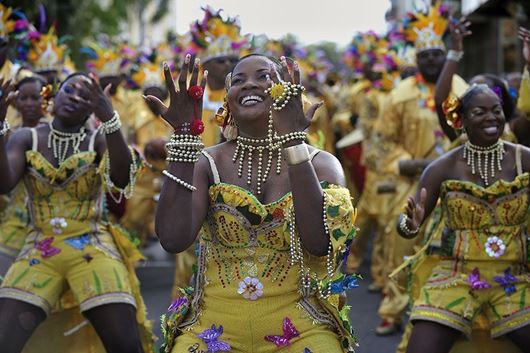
[101,111,122,135]
[162,169,196,191]
[284,143,310,166]
[447,50,464,62]
[0,120,9,136]
[399,214,419,236]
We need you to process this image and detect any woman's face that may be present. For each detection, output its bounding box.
[15,81,43,125]
[227,56,274,126]
[463,90,505,146]
[53,75,92,126]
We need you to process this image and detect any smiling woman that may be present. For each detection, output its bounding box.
[149,53,359,353]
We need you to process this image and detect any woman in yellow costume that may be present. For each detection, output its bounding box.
[145,53,358,353]
[0,73,152,353]
[398,82,530,353]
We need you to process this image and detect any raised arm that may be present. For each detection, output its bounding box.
[435,17,472,141]
[149,55,211,253]
[0,80,31,194]
[397,155,449,239]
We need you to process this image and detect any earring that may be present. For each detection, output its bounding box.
[215,96,238,141]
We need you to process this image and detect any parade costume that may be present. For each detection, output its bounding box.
[0,127,154,352]
[161,150,358,353]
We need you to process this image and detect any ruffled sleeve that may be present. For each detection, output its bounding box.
[98,146,144,203]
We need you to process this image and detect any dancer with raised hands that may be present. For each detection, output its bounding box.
[0,73,151,353]
[150,53,358,353]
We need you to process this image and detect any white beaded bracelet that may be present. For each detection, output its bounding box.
[0,120,9,136]
[399,214,419,237]
[101,111,122,135]
[447,50,464,62]
[162,169,196,191]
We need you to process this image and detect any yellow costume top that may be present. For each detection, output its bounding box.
[0,128,153,352]
[161,151,358,353]
[0,182,29,257]
[411,168,530,339]
[130,101,172,152]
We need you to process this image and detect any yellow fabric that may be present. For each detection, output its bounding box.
[111,87,137,141]
[201,88,224,147]
[161,182,358,353]
[0,182,29,257]
[305,94,335,153]
[2,60,20,128]
[411,174,530,339]
[0,148,154,352]
[518,66,530,116]
[130,102,172,152]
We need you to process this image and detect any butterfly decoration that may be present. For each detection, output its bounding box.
[82,253,93,263]
[264,317,300,347]
[466,268,492,290]
[196,324,232,352]
[493,268,517,296]
[65,234,91,250]
[35,237,61,258]
[304,349,313,353]
[330,274,360,294]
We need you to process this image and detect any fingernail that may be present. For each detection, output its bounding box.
[185,54,191,63]
[204,70,208,77]
[194,58,200,67]
[163,62,169,69]
[142,95,147,99]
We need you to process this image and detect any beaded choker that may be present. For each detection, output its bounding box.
[463,140,505,186]
[47,123,87,165]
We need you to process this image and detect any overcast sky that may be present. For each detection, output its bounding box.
[176,0,391,46]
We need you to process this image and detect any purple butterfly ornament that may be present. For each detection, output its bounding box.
[264,317,300,347]
[467,268,492,290]
[197,324,231,352]
[493,268,518,296]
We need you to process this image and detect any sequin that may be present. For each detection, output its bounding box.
[28,258,40,266]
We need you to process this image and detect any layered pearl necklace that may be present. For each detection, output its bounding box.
[233,110,281,194]
[47,123,87,165]
[463,140,505,186]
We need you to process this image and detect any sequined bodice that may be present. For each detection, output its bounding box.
[440,173,529,262]
[23,150,106,238]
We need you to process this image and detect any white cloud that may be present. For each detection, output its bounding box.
[176,0,391,46]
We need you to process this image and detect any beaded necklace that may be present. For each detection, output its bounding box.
[463,140,505,186]
[47,122,87,165]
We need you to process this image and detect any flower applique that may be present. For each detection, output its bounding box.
[35,237,61,258]
[493,268,518,296]
[196,324,231,352]
[237,277,263,301]
[264,317,300,347]
[467,268,492,290]
[65,234,90,250]
[168,296,188,314]
[484,236,506,258]
[330,274,361,294]
[49,217,68,234]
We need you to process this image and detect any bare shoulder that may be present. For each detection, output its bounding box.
[422,146,462,181]
[309,147,346,187]
[7,127,34,150]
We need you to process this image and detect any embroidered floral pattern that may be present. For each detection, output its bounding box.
[49,217,68,234]
[35,237,61,258]
[264,317,300,347]
[493,268,517,296]
[237,277,263,301]
[466,268,491,290]
[197,324,231,352]
[485,236,506,258]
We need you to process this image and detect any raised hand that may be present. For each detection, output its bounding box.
[144,54,207,130]
[268,56,322,136]
[74,74,114,121]
[449,17,472,52]
[0,79,15,122]
[404,188,427,231]
[518,27,530,67]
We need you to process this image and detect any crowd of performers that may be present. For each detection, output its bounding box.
[1,2,530,353]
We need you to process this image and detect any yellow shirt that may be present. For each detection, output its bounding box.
[375,74,468,175]
[201,87,224,147]
[518,66,530,115]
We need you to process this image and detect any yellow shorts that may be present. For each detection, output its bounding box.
[0,234,135,315]
[410,260,530,338]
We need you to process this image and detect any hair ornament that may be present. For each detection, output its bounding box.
[442,95,462,129]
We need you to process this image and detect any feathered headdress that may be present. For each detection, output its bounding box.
[81,39,135,77]
[0,5,29,39]
[186,6,248,62]
[403,1,450,52]
[25,26,69,73]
